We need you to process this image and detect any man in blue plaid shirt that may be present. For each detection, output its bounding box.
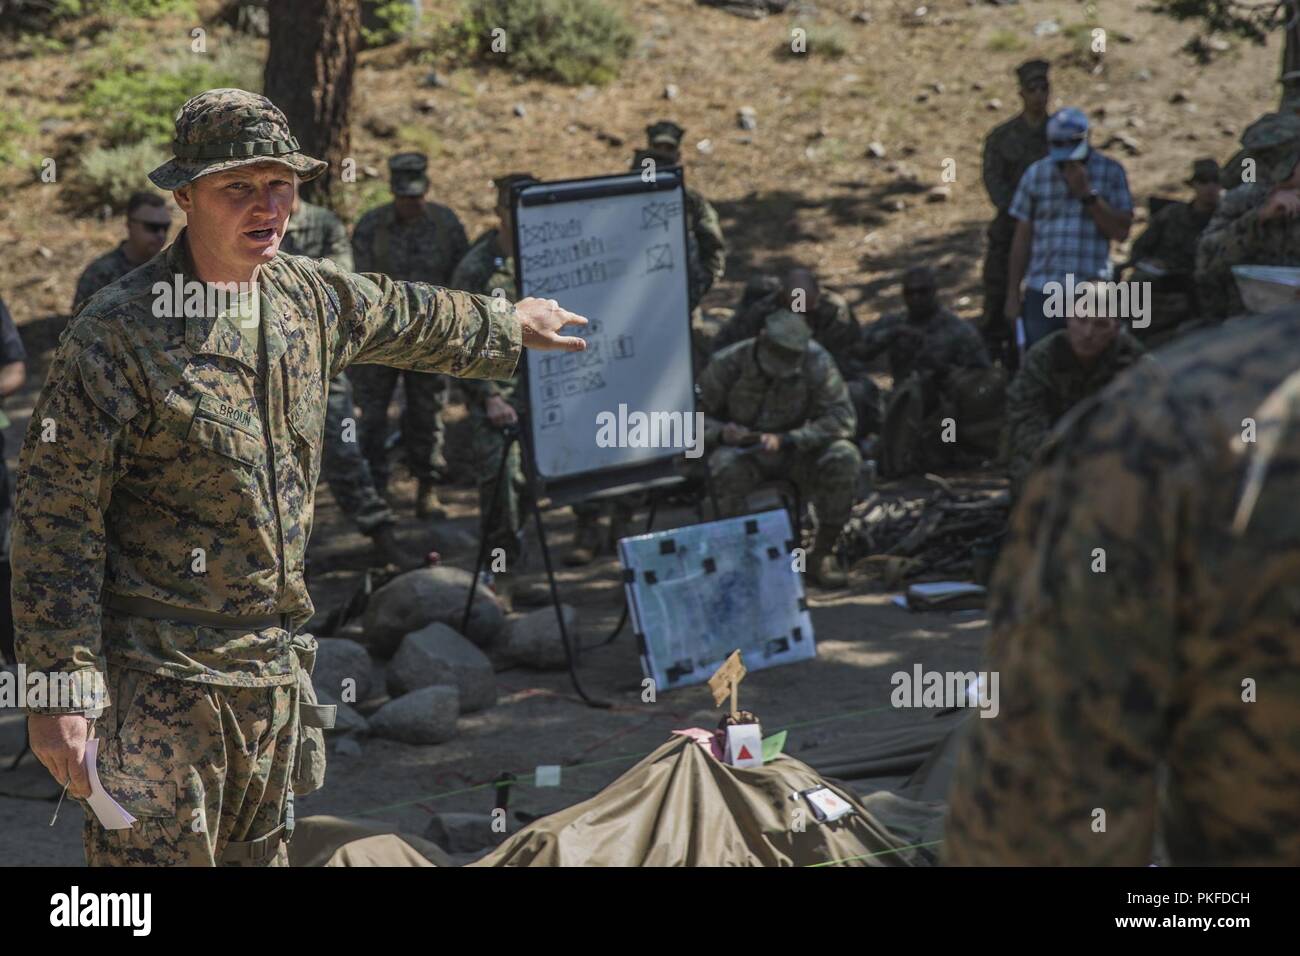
[1005,107,1134,350]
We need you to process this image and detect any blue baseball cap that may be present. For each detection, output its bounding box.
[1047,107,1090,162]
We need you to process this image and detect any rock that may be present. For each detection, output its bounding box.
[986,98,1002,111]
[1207,37,1230,53]
[1170,89,1191,104]
[333,736,363,758]
[737,106,758,131]
[362,565,506,657]
[364,116,397,138]
[1136,68,1152,82]
[421,71,448,88]
[878,198,907,213]
[362,165,380,179]
[499,605,578,670]
[970,81,984,91]
[424,812,514,854]
[915,92,929,103]
[865,141,887,159]
[926,185,952,203]
[851,9,872,24]
[317,686,371,736]
[1033,19,1059,37]
[369,686,459,745]
[415,97,438,114]
[387,622,496,712]
[313,638,374,703]
[1102,132,1142,155]
[930,81,944,94]
[696,138,714,155]
[1127,116,1144,130]
[664,83,679,100]
[512,103,527,117]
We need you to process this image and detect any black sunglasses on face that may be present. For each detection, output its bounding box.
[1049,137,1085,148]
[130,219,171,235]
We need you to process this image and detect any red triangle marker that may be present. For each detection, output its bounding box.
[737,745,753,760]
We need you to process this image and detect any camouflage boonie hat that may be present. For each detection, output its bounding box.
[646,120,685,149]
[148,88,327,190]
[389,152,429,197]
[1241,112,1300,184]
[761,308,811,365]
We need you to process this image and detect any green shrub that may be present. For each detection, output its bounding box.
[452,0,634,86]
[0,113,38,168]
[65,141,169,212]
[788,24,849,59]
[82,45,263,146]
[986,29,1026,53]
[362,0,417,47]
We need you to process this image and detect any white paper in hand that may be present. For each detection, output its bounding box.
[84,738,137,830]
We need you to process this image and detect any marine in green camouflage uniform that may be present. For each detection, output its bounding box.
[72,192,173,313]
[447,174,550,607]
[13,90,524,866]
[714,267,877,438]
[1004,323,1145,499]
[1196,113,1300,321]
[280,195,402,561]
[945,304,1300,865]
[350,152,471,517]
[1124,158,1221,345]
[700,310,861,589]
[980,60,1050,366]
[859,267,994,477]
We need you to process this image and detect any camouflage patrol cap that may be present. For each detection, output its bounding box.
[646,120,685,149]
[1187,157,1221,184]
[1016,59,1050,85]
[148,88,327,190]
[1241,112,1300,184]
[389,152,429,197]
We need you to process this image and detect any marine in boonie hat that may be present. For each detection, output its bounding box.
[148,88,327,191]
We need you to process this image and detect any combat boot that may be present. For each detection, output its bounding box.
[808,527,847,590]
[416,479,447,520]
[565,510,602,566]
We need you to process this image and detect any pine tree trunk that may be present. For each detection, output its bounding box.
[263,0,360,206]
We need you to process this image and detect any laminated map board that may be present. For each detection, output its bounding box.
[512,171,694,497]
[618,510,816,692]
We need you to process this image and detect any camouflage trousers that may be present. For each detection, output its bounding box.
[709,439,861,533]
[470,408,532,568]
[349,364,450,488]
[321,373,394,535]
[82,662,297,867]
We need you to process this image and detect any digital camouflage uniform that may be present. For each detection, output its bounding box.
[12,90,521,867]
[281,200,393,535]
[945,306,1300,865]
[73,243,142,314]
[981,97,1049,355]
[858,307,994,476]
[350,172,470,490]
[699,314,860,562]
[713,287,878,436]
[1196,113,1300,321]
[448,228,531,568]
[1003,328,1146,499]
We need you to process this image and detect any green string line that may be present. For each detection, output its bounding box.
[354,703,906,817]
[806,839,946,867]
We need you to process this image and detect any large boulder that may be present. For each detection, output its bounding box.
[312,638,374,703]
[362,566,505,657]
[368,686,460,745]
[387,623,497,713]
[498,605,578,671]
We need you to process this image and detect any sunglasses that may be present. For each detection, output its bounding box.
[1050,137,1085,148]
[130,219,171,235]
